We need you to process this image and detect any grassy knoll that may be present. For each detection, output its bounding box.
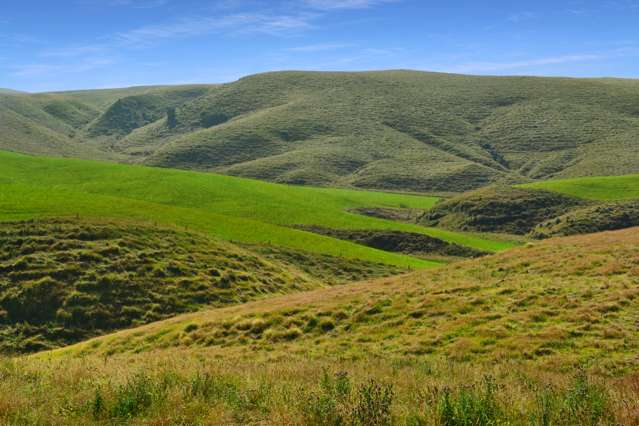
[0,151,514,268]
[11,227,639,424]
[53,227,639,374]
[522,174,639,201]
[0,219,402,353]
[532,199,639,238]
[422,185,587,235]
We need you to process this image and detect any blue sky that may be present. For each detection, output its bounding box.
[1,0,638,92]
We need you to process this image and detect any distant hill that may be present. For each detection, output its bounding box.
[3,71,639,192]
[0,88,24,94]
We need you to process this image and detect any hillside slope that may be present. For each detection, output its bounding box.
[0,151,514,269]
[53,227,639,374]
[0,219,409,353]
[421,185,588,234]
[0,219,323,352]
[3,71,639,192]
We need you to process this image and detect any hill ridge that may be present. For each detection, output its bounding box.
[3,70,639,192]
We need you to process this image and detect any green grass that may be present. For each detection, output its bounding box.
[54,226,639,374]
[522,174,639,201]
[4,71,639,193]
[0,219,405,353]
[2,355,630,425]
[0,151,514,268]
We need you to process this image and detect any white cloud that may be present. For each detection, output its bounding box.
[303,0,397,10]
[452,54,604,73]
[112,12,316,46]
[507,11,537,23]
[286,42,354,52]
[11,57,117,77]
[40,45,108,58]
[13,0,400,79]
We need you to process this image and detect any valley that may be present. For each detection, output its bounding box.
[1,71,639,425]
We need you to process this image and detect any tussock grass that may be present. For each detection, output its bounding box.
[0,218,405,353]
[51,227,639,375]
[2,354,635,424]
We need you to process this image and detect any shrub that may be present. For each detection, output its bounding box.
[320,318,336,332]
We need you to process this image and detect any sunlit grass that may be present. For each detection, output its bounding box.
[522,174,639,201]
[0,151,515,268]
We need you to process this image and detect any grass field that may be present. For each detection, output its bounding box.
[51,227,639,373]
[522,174,639,201]
[16,226,639,424]
[0,151,515,269]
[5,353,635,425]
[0,219,408,353]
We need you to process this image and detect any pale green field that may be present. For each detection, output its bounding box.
[0,151,516,268]
[522,174,639,201]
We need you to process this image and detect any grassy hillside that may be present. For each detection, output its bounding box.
[0,151,516,269]
[421,185,587,234]
[0,85,209,160]
[0,219,324,353]
[0,89,24,94]
[53,227,639,373]
[522,174,639,201]
[13,227,636,424]
[3,71,639,192]
[532,199,639,238]
[0,219,406,353]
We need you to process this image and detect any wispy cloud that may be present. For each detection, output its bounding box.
[0,32,42,45]
[111,12,316,47]
[40,45,108,58]
[11,57,118,77]
[303,0,397,10]
[286,42,354,52]
[76,0,171,8]
[453,54,603,73]
[13,0,400,79]
[507,11,537,23]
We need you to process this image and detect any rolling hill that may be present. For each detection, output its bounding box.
[51,227,639,371]
[3,71,639,193]
[0,151,516,270]
[0,219,409,353]
[13,227,636,425]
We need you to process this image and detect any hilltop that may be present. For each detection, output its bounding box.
[0,89,24,94]
[3,71,639,192]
